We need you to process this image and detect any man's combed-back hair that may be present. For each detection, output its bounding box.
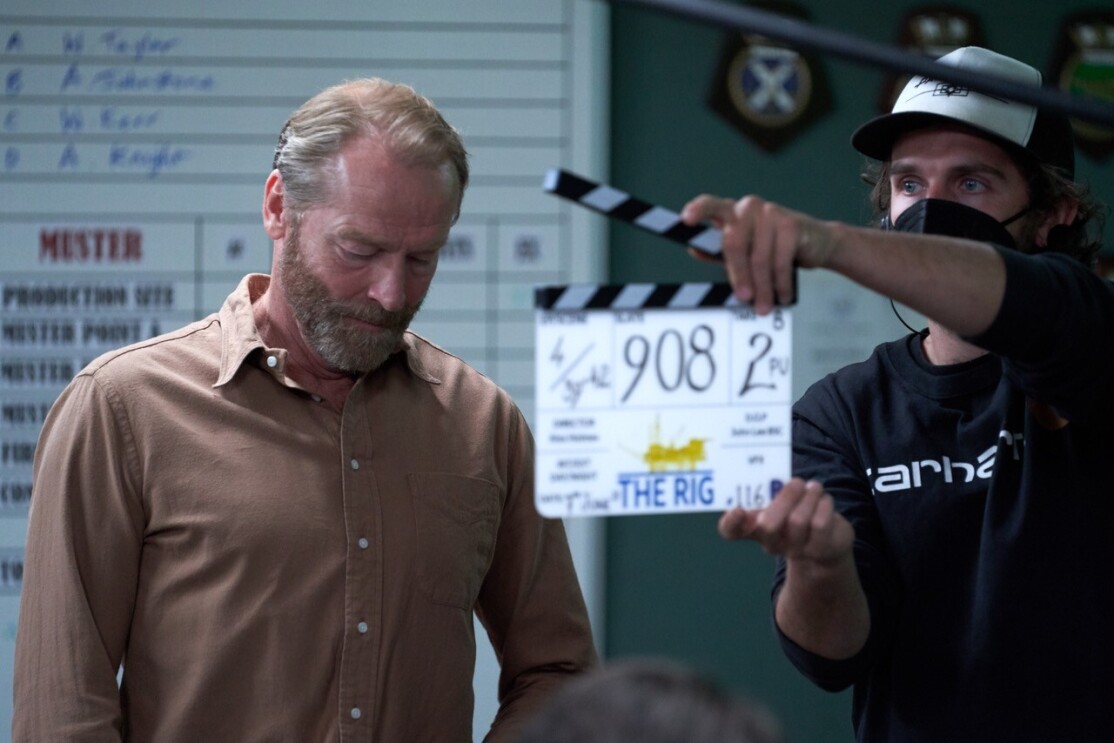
[272,78,469,217]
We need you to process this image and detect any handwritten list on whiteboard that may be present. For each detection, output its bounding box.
[0,2,606,738]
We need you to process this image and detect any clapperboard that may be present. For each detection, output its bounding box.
[543,168,723,259]
[535,169,793,517]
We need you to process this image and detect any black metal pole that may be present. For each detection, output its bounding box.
[609,0,1114,128]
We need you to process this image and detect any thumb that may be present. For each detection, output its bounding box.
[718,507,759,541]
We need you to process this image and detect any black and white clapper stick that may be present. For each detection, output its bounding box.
[542,168,723,260]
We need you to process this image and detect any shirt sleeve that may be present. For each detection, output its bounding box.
[967,247,1114,422]
[772,385,902,692]
[473,405,598,743]
[13,372,145,742]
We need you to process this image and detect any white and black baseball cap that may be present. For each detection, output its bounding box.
[852,46,1075,177]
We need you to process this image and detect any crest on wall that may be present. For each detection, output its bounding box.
[1049,10,1114,161]
[707,2,831,152]
[877,5,985,112]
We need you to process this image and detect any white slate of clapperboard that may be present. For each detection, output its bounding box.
[534,282,793,518]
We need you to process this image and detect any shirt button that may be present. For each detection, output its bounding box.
[350,458,359,470]
[357,621,369,634]
[350,707,362,720]
[357,537,369,549]
[311,394,322,402]
[266,355,278,368]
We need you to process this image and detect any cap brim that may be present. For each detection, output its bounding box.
[850,110,1070,176]
[851,111,980,162]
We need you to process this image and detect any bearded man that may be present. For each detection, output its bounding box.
[14,77,596,743]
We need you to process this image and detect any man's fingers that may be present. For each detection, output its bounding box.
[718,507,757,540]
[754,479,822,554]
[811,489,836,531]
[719,477,808,541]
[684,193,812,312]
[724,198,759,304]
[720,479,846,563]
[749,201,778,315]
[780,480,823,546]
[773,218,799,306]
[681,194,735,226]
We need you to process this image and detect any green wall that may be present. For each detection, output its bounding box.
[606,2,1112,741]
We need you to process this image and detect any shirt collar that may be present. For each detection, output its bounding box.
[213,273,441,388]
[397,333,441,385]
[213,274,268,388]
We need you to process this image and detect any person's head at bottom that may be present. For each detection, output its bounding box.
[515,658,784,743]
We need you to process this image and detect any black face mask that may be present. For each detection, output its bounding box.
[885,198,1028,249]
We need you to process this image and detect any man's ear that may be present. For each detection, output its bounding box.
[1035,198,1079,248]
[262,169,288,240]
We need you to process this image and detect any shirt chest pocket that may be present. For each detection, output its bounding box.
[408,472,501,610]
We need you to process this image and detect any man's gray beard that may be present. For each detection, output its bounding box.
[280,227,422,375]
[297,303,406,375]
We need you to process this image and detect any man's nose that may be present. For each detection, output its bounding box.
[366,258,406,312]
[923,180,949,200]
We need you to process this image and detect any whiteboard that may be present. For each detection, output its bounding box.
[0,2,608,739]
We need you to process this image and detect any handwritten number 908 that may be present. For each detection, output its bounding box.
[621,324,716,402]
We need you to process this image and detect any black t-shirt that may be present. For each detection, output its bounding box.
[776,247,1114,741]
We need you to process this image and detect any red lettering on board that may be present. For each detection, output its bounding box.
[38,228,143,262]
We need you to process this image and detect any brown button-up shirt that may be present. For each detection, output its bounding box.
[14,274,596,742]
